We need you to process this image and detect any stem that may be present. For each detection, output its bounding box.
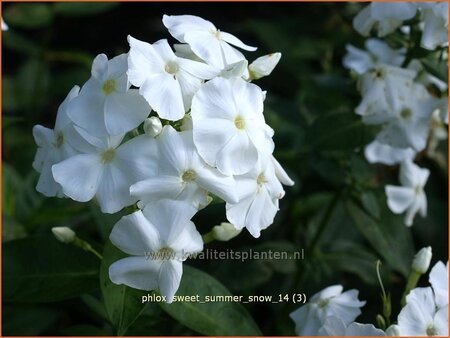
[401,270,421,307]
[202,231,215,245]
[73,237,103,260]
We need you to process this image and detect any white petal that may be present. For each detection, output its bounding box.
[175,69,203,111]
[140,73,185,121]
[184,31,225,69]
[162,14,215,42]
[67,91,108,138]
[158,261,183,303]
[353,6,376,37]
[371,3,417,21]
[220,31,257,51]
[110,210,161,256]
[346,322,386,336]
[385,186,415,214]
[33,125,53,148]
[152,39,177,63]
[168,220,203,254]
[157,126,188,172]
[109,256,162,291]
[216,131,258,175]
[364,140,415,165]
[434,306,449,336]
[104,90,151,135]
[195,163,238,203]
[36,151,63,197]
[52,154,103,202]
[272,155,294,186]
[178,57,218,79]
[317,316,347,336]
[54,85,80,131]
[429,261,449,308]
[91,53,108,81]
[96,163,136,213]
[130,176,184,206]
[245,189,278,237]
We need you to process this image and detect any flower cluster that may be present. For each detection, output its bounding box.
[344,1,448,226]
[32,14,293,302]
[289,284,384,336]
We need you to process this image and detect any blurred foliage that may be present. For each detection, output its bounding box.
[2,2,447,336]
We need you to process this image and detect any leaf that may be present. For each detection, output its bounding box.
[3,235,99,302]
[3,30,40,56]
[421,58,448,83]
[3,3,54,29]
[360,191,381,220]
[100,240,149,336]
[303,112,377,151]
[3,304,61,335]
[346,201,414,277]
[53,3,119,16]
[160,266,262,336]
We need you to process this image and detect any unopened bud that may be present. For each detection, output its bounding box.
[248,53,281,80]
[412,246,432,274]
[144,116,162,137]
[52,226,76,243]
[212,222,241,242]
[385,324,401,336]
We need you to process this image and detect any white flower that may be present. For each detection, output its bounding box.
[52,128,158,214]
[33,86,83,197]
[289,284,366,336]
[191,77,273,175]
[385,160,429,226]
[353,3,417,37]
[51,226,76,243]
[109,200,203,303]
[248,53,282,80]
[226,153,287,238]
[429,261,449,309]
[397,287,448,336]
[355,65,417,125]
[143,116,163,137]
[211,222,242,242]
[127,36,217,121]
[343,39,405,75]
[364,140,415,165]
[163,14,257,69]
[130,125,237,209]
[318,316,385,336]
[67,53,150,136]
[420,2,448,50]
[220,60,249,79]
[412,246,432,274]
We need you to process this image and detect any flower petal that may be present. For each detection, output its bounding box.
[158,260,183,303]
[216,131,258,175]
[109,256,162,291]
[385,185,415,214]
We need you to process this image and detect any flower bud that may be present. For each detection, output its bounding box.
[52,226,76,243]
[144,116,162,137]
[248,53,281,80]
[212,222,241,242]
[385,324,401,336]
[412,246,432,274]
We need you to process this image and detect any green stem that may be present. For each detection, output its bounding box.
[202,231,215,245]
[73,237,103,260]
[401,270,421,307]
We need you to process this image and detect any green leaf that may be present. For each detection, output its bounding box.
[3,30,40,56]
[360,191,381,220]
[4,3,54,29]
[3,304,61,335]
[346,201,414,277]
[53,3,119,16]
[421,58,448,83]
[160,266,262,336]
[3,235,99,302]
[100,240,148,336]
[303,112,377,151]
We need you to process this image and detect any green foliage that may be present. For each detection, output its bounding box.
[3,235,99,302]
[160,266,262,336]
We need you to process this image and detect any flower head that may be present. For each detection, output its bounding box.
[289,285,366,336]
[109,200,203,303]
[127,36,217,121]
[67,53,151,136]
[385,160,429,226]
[163,14,256,69]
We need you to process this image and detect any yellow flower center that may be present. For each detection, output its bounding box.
[102,79,116,95]
[182,169,197,182]
[234,116,246,130]
[164,62,179,75]
[400,108,412,120]
[101,149,116,164]
[157,247,174,260]
[54,131,64,148]
[256,173,267,186]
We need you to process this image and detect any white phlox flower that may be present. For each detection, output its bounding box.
[162,14,257,69]
[67,53,151,136]
[353,3,417,37]
[318,316,386,336]
[127,36,217,121]
[109,200,203,303]
[130,125,238,209]
[289,284,366,336]
[364,140,415,166]
[429,261,449,309]
[343,39,405,75]
[52,127,158,213]
[191,77,273,175]
[33,86,83,197]
[397,287,448,336]
[225,153,291,238]
[419,2,448,50]
[385,160,429,226]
